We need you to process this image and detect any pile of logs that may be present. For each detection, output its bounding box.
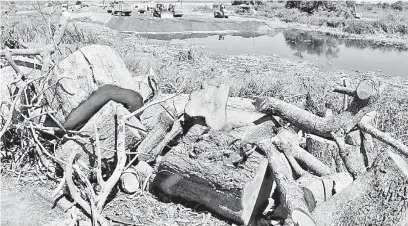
[1,13,408,226]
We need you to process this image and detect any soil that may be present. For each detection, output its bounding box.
[1,175,70,226]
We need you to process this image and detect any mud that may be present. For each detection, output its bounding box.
[106,16,270,33]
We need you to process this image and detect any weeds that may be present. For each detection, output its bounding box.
[257,1,408,36]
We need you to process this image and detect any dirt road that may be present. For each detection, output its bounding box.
[67,7,277,34]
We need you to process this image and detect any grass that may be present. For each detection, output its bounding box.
[256,1,408,36]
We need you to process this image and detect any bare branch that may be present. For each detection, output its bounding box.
[93,122,105,186]
[359,112,408,157]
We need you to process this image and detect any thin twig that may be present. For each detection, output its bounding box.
[0,80,32,139]
[29,123,67,165]
[94,122,105,186]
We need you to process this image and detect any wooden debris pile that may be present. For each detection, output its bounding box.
[1,13,408,226]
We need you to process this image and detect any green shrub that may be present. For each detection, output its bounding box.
[343,20,376,34]
[391,1,404,11]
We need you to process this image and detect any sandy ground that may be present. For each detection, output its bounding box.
[1,176,71,226]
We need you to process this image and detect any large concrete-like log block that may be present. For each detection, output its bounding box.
[152,128,273,225]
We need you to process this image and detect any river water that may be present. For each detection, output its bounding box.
[138,30,408,78]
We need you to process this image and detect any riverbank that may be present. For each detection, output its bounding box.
[76,21,408,145]
[249,1,408,49]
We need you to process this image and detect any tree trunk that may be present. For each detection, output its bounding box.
[152,128,273,225]
[312,152,408,226]
[256,136,317,226]
[254,80,381,139]
[45,45,147,163]
[306,134,346,173]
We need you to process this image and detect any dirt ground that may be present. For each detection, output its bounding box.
[1,175,71,226]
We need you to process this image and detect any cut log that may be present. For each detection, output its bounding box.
[137,111,175,163]
[120,161,153,193]
[254,79,381,139]
[229,122,333,176]
[296,172,353,206]
[152,129,273,225]
[306,134,346,173]
[120,167,140,194]
[256,136,317,226]
[184,83,230,130]
[272,128,308,178]
[332,79,376,101]
[312,152,408,226]
[162,94,268,128]
[359,111,408,158]
[306,134,367,178]
[44,45,147,164]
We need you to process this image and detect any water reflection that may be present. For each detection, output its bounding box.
[283,30,340,58]
[131,31,264,40]
[283,30,407,59]
[124,29,408,77]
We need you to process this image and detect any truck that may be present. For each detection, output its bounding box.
[135,3,148,13]
[112,1,132,16]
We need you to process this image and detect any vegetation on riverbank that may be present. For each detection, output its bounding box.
[256,1,408,36]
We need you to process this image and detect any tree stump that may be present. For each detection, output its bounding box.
[152,128,273,225]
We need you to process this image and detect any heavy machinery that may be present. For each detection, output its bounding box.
[153,3,163,17]
[213,4,229,18]
[168,3,183,17]
[112,1,132,16]
[153,3,177,18]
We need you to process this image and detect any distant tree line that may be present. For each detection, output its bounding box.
[284,1,357,14]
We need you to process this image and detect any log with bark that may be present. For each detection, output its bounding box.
[255,132,317,226]
[229,122,334,177]
[312,151,408,226]
[254,79,381,179]
[254,79,381,138]
[152,126,273,225]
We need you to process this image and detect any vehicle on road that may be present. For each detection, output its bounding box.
[112,1,132,16]
[213,4,229,18]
